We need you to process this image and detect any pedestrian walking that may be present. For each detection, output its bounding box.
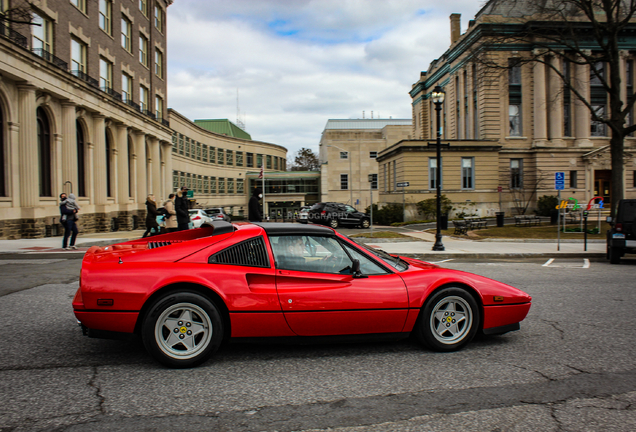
[163,193,178,233]
[59,193,78,250]
[248,187,263,222]
[143,194,159,238]
[175,187,190,231]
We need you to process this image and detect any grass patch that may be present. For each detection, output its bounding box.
[437,222,610,239]
[350,231,413,239]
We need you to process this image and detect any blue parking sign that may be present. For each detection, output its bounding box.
[555,172,565,190]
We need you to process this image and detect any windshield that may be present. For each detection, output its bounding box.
[356,242,408,271]
[205,209,221,215]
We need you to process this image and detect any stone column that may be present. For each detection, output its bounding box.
[548,56,564,145]
[116,124,129,204]
[149,136,162,200]
[60,102,77,195]
[17,84,38,207]
[8,122,20,207]
[161,141,173,201]
[133,131,147,204]
[533,60,548,146]
[92,115,107,205]
[574,60,592,147]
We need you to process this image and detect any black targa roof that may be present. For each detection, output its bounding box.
[252,222,334,236]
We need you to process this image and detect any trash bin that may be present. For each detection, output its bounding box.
[550,209,559,225]
[440,214,448,230]
[496,212,505,227]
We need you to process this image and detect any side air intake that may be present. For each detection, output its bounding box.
[209,236,269,268]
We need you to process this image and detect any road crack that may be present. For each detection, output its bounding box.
[88,366,106,415]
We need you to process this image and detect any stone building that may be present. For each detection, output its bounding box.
[319,119,411,211]
[0,0,173,238]
[378,1,636,219]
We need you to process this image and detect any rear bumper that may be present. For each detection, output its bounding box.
[74,310,138,334]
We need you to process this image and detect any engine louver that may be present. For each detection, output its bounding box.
[147,241,172,249]
[209,236,270,268]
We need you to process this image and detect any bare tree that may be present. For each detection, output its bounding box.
[470,0,636,215]
[509,170,549,215]
[0,1,37,26]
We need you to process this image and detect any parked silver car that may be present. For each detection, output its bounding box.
[204,208,232,222]
[189,209,214,228]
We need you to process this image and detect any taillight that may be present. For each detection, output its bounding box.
[192,216,201,220]
[616,223,623,232]
[321,210,326,215]
[216,215,223,218]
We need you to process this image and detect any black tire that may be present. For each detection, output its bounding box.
[142,291,224,368]
[329,219,339,229]
[415,287,479,352]
[609,246,621,265]
[360,218,370,229]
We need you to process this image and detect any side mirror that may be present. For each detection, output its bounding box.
[606,216,613,224]
[351,259,367,278]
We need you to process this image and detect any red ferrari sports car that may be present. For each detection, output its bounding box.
[73,222,531,368]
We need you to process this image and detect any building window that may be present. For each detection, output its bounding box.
[591,62,607,136]
[461,157,474,190]
[122,72,132,102]
[247,152,253,167]
[32,12,52,55]
[155,95,163,120]
[456,75,461,139]
[510,159,523,189]
[139,35,149,67]
[210,177,217,194]
[383,164,387,192]
[37,107,52,197]
[99,58,112,91]
[76,120,86,197]
[105,131,113,197]
[202,144,208,162]
[99,0,112,35]
[218,178,225,194]
[209,146,215,163]
[393,160,397,191]
[274,156,279,170]
[340,174,349,190]
[197,175,202,194]
[204,176,209,194]
[428,158,442,189]
[266,155,272,169]
[236,151,244,167]
[140,85,148,112]
[71,0,86,14]
[139,0,148,16]
[155,49,163,78]
[226,150,233,165]
[154,6,164,32]
[369,151,377,158]
[217,148,223,165]
[237,179,244,194]
[508,62,522,136]
[184,137,190,158]
[627,60,633,135]
[121,17,132,52]
[340,151,348,159]
[196,142,202,161]
[370,173,378,190]
[473,64,479,139]
[570,170,578,188]
[257,154,263,168]
[563,59,572,137]
[178,134,184,155]
[227,178,234,194]
[70,38,87,75]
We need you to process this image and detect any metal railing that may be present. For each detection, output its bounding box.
[0,22,27,48]
[100,86,122,101]
[71,70,99,88]
[125,99,141,111]
[32,48,68,70]
[143,110,156,119]
[161,118,170,127]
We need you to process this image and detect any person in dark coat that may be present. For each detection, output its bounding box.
[175,187,190,231]
[248,187,262,222]
[59,193,78,250]
[143,194,159,238]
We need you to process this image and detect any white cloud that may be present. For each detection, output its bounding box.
[167,0,483,158]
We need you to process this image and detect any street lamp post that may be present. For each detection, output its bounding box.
[432,85,445,251]
[327,144,353,205]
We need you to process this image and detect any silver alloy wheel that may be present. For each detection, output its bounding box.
[361,219,370,228]
[429,295,473,344]
[330,219,339,228]
[154,302,213,360]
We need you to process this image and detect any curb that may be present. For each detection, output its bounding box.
[400,252,606,260]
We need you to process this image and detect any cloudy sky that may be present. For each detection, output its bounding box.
[167,0,485,160]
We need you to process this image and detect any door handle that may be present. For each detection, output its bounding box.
[278,270,290,275]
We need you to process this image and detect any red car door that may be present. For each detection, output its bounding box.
[271,234,409,336]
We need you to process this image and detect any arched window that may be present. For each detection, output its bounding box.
[105,130,112,197]
[128,135,133,197]
[76,120,86,197]
[0,103,5,197]
[37,107,51,197]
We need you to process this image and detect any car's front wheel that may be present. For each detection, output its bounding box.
[329,219,339,229]
[360,218,370,229]
[415,287,479,352]
[142,291,223,368]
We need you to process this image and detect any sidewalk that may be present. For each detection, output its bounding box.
[0,227,606,259]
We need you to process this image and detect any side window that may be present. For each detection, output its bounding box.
[342,243,389,275]
[271,235,353,274]
[208,237,269,267]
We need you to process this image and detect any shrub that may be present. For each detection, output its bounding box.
[416,195,453,219]
[366,203,404,225]
[537,195,559,216]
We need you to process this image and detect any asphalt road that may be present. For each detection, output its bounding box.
[1,255,635,431]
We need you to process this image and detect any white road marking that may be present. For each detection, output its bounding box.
[430,259,455,264]
[542,258,590,269]
[543,259,555,267]
[583,259,590,269]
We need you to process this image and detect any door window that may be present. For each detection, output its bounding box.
[271,235,353,274]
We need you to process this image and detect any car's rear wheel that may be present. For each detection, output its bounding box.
[609,246,621,264]
[329,219,339,229]
[142,291,223,368]
[360,218,370,229]
[415,287,479,352]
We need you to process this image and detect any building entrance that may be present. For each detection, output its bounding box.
[594,170,612,207]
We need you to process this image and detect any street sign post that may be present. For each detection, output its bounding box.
[555,172,565,190]
[396,182,409,222]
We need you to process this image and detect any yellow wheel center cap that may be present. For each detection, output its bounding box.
[446,317,452,323]
[180,326,187,333]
